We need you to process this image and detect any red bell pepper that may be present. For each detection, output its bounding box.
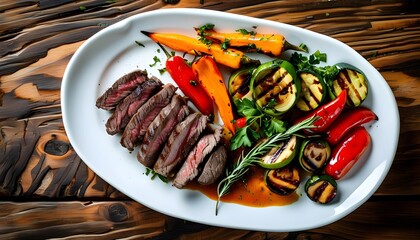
[325,126,371,180]
[295,89,347,134]
[325,107,378,145]
[158,43,214,116]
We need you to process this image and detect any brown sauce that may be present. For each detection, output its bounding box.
[186,167,299,207]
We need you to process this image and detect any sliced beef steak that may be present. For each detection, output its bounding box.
[120,84,176,151]
[197,145,228,185]
[173,128,222,189]
[96,70,148,110]
[105,78,162,135]
[137,95,189,168]
[154,113,208,178]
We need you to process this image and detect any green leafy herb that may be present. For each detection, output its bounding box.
[149,56,161,67]
[79,6,87,11]
[221,38,230,50]
[197,23,215,36]
[216,116,318,215]
[290,50,339,85]
[199,36,213,47]
[236,28,257,36]
[145,167,168,183]
[158,68,167,74]
[135,40,145,47]
[230,98,286,151]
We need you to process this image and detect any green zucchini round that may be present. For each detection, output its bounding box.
[295,69,327,111]
[298,138,331,173]
[250,59,300,116]
[264,165,301,195]
[258,135,299,169]
[228,65,257,104]
[329,63,368,108]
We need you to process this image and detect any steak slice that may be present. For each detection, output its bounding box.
[96,70,148,110]
[173,128,222,189]
[154,113,208,178]
[137,95,189,168]
[105,77,162,135]
[197,145,228,185]
[120,84,176,151]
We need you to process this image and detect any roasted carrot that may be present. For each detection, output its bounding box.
[141,31,256,69]
[192,56,236,134]
[196,28,307,56]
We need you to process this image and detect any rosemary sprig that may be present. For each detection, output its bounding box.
[215,116,318,215]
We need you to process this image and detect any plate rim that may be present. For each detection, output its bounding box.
[61,8,400,232]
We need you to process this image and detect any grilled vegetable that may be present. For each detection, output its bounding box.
[298,138,331,173]
[328,63,368,107]
[192,56,236,134]
[295,70,327,111]
[141,31,257,69]
[196,27,307,56]
[250,59,300,116]
[325,107,378,145]
[157,43,214,116]
[305,175,337,204]
[228,65,257,103]
[264,165,301,195]
[325,126,371,180]
[294,89,347,134]
[258,135,299,169]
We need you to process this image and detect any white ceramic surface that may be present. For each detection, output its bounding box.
[61,8,399,231]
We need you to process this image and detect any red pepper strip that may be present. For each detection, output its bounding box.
[325,107,378,145]
[295,89,347,134]
[325,126,371,180]
[159,43,214,116]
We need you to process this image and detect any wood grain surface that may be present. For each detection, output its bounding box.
[1,0,419,239]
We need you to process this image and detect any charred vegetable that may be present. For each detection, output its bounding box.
[250,59,300,116]
[264,165,301,195]
[141,31,257,69]
[228,65,257,103]
[328,63,368,108]
[325,126,371,180]
[258,135,299,169]
[305,175,337,204]
[298,138,331,173]
[295,70,327,111]
[196,26,307,56]
[192,56,236,134]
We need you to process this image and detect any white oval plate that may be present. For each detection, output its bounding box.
[62,9,399,231]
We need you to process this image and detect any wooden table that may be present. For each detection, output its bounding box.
[1,0,419,239]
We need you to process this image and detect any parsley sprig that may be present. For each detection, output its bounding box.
[290,50,339,86]
[230,98,286,151]
[216,116,318,215]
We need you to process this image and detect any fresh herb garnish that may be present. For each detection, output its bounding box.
[230,98,286,151]
[145,167,169,183]
[199,36,213,47]
[197,23,215,36]
[221,38,230,50]
[149,56,161,67]
[135,40,145,47]
[158,68,167,74]
[216,116,318,215]
[236,28,257,36]
[290,50,339,85]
